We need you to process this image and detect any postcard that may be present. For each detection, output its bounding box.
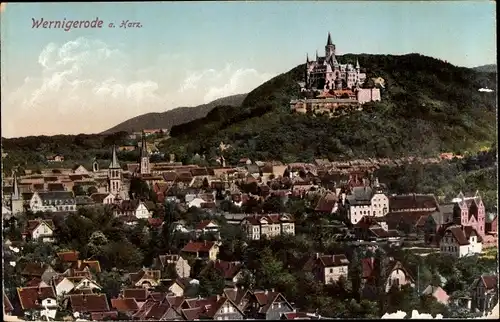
[1,2,498,321]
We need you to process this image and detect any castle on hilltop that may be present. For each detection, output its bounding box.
[305,33,366,91]
[291,33,381,116]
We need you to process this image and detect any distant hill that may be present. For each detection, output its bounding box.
[102,93,247,134]
[472,64,497,73]
[163,53,497,164]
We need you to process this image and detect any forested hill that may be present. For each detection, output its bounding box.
[102,93,247,134]
[472,64,497,73]
[163,53,497,164]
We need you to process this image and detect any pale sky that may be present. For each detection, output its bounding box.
[1,2,496,138]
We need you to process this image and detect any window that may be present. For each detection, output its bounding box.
[330,268,333,273]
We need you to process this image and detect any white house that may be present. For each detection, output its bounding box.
[187,197,206,208]
[241,213,295,240]
[439,225,483,258]
[72,277,102,291]
[114,200,153,219]
[17,286,58,320]
[90,193,115,205]
[54,277,75,297]
[22,220,55,242]
[303,253,349,285]
[346,186,389,225]
[23,191,76,213]
[73,165,90,175]
[371,192,389,218]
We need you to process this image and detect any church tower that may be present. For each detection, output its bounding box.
[139,131,151,175]
[325,32,336,59]
[108,146,122,195]
[11,171,24,214]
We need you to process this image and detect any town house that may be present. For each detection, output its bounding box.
[471,275,498,314]
[153,254,191,279]
[181,240,220,261]
[129,268,162,289]
[452,191,486,237]
[361,258,415,299]
[245,290,295,320]
[22,219,55,242]
[303,253,349,284]
[439,225,483,258]
[17,286,58,320]
[241,214,295,240]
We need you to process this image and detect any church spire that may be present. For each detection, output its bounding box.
[306,53,309,63]
[12,171,20,200]
[327,32,333,46]
[316,50,319,60]
[109,145,120,169]
[356,59,360,69]
[140,131,149,159]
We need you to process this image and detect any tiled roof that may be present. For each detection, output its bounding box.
[210,260,243,279]
[69,294,110,313]
[21,263,51,277]
[223,287,249,307]
[23,219,55,234]
[389,194,439,211]
[4,292,14,313]
[129,269,161,285]
[304,254,349,270]
[38,191,75,200]
[111,298,140,312]
[90,311,118,320]
[481,275,498,290]
[195,220,219,230]
[182,240,217,253]
[123,288,149,301]
[252,290,291,314]
[315,192,337,212]
[17,286,56,310]
[57,251,80,263]
[445,225,471,245]
[90,193,112,203]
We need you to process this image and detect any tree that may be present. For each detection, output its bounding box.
[129,177,150,199]
[87,186,98,195]
[349,247,363,300]
[262,195,284,213]
[72,185,85,196]
[198,266,225,297]
[97,271,125,301]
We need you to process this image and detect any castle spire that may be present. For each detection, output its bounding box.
[109,145,120,169]
[327,32,333,46]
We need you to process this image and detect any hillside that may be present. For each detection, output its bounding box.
[102,93,247,134]
[472,64,497,73]
[162,53,497,164]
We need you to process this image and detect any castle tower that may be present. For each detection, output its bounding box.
[139,131,151,175]
[11,171,24,214]
[325,32,336,59]
[108,146,122,195]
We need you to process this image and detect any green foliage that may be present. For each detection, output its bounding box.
[198,265,225,297]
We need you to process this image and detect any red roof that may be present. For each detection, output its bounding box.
[4,292,14,313]
[69,294,110,313]
[211,260,243,279]
[90,311,118,320]
[111,298,140,312]
[57,251,80,263]
[17,286,56,310]
[481,275,498,290]
[182,240,217,253]
[195,220,219,230]
[123,288,149,301]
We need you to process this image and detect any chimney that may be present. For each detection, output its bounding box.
[315,253,319,259]
[271,288,275,293]
[264,290,268,295]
